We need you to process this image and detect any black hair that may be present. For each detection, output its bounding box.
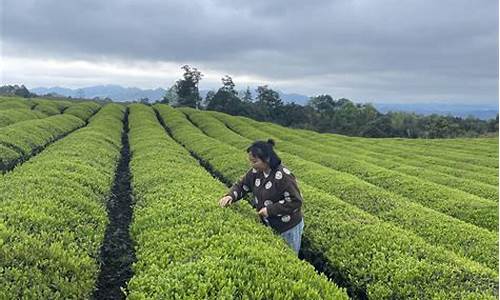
[246,139,282,170]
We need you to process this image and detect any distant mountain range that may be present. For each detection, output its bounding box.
[31,84,310,105]
[30,85,498,120]
[373,103,499,120]
[31,85,166,103]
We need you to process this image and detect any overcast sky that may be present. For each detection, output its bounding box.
[1,0,498,105]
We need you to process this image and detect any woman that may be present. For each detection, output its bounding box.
[218,139,305,255]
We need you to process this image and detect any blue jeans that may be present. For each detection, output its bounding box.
[280,218,304,255]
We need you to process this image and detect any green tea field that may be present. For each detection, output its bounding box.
[0,96,498,299]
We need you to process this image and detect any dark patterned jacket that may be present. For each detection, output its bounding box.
[225,164,304,233]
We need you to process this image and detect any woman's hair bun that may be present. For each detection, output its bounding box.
[267,139,276,146]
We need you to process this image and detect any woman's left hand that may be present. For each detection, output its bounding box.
[258,207,269,218]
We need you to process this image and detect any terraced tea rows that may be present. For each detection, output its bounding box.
[1,98,497,299]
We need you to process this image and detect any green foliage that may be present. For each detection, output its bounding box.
[179,78,498,138]
[0,103,125,299]
[127,103,348,299]
[241,86,253,102]
[0,114,86,171]
[64,101,101,120]
[205,110,498,269]
[0,99,35,110]
[222,114,498,230]
[276,125,498,200]
[255,85,284,121]
[0,109,48,127]
[293,128,499,184]
[205,76,247,116]
[32,100,63,115]
[174,65,203,108]
[220,75,237,95]
[32,97,74,112]
[34,103,61,115]
[272,124,498,202]
[155,105,499,299]
[0,95,496,298]
[160,85,179,105]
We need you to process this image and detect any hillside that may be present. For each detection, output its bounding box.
[0,96,498,299]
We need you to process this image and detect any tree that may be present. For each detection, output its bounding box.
[241,86,253,102]
[256,85,282,109]
[280,103,317,128]
[220,75,237,95]
[331,100,359,135]
[360,115,394,137]
[202,90,216,108]
[161,86,179,104]
[308,94,335,116]
[308,95,362,133]
[389,111,418,138]
[256,85,284,121]
[174,65,203,108]
[206,75,244,115]
[488,114,499,132]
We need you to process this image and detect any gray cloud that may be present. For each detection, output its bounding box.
[1,0,498,104]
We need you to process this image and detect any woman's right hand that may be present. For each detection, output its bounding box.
[219,195,233,208]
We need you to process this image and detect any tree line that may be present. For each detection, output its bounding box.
[158,65,498,138]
